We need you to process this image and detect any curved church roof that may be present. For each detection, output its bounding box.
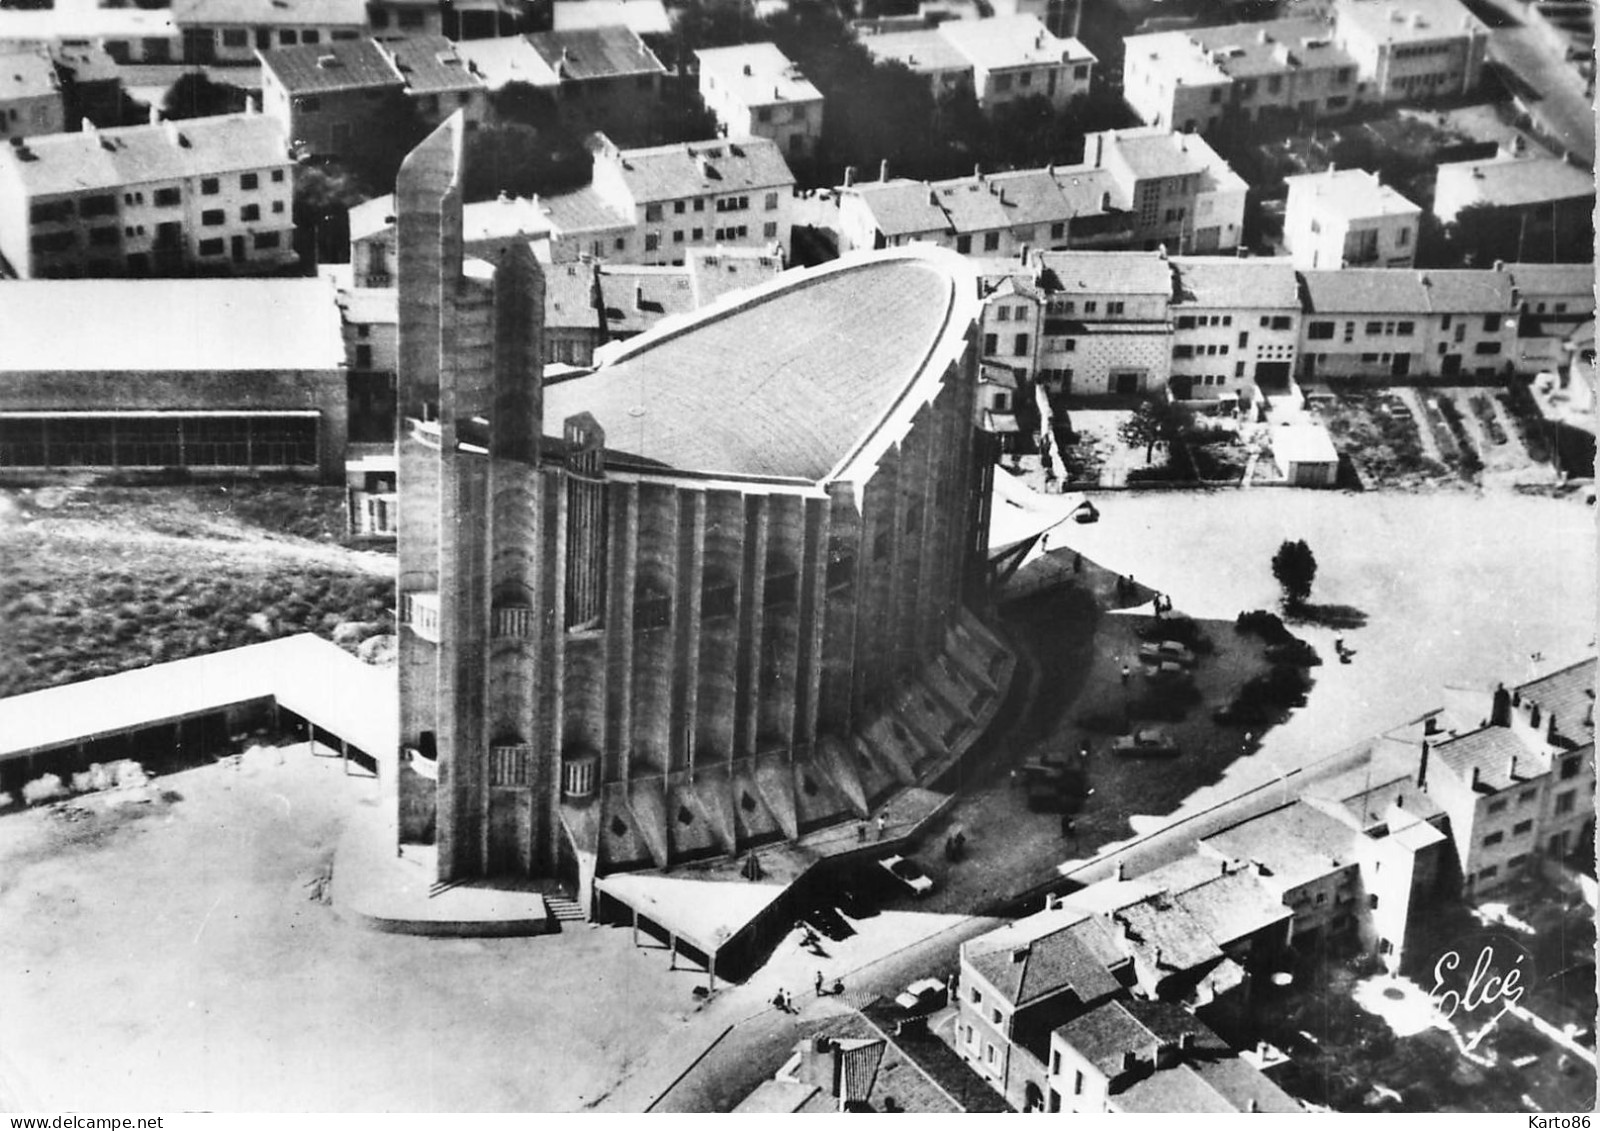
[543,248,980,483]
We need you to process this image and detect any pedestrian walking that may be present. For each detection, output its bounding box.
[856,822,867,843]
[782,989,794,1012]
[876,813,887,840]
[815,970,825,997]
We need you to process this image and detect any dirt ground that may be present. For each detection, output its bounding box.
[0,747,706,1112]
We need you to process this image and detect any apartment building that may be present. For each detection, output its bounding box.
[1433,154,1595,262]
[1332,0,1489,103]
[1087,126,1246,253]
[696,42,823,163]
[0,47,64,140]
[1421,658,1596,897]
[1048,999,1301,1113]
[588,132,795,264]
[1298,267,1518,381]
[1504,262,1596,340]
[1283,167,1422,270]
[956,906,1132,1110]
[259,36,486,159]
[1031,249,1172,395]
[855,14,1094,112]
[1169,256,1300,399]
[170,0,367,65]
[1123,18,1359,134]
[0,111,295,279]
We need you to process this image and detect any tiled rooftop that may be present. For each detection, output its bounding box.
[1093,126,1218,182]
[0,46,58,102]
[1055,999,1220,1079]
[1300,268,1431,313]
[852,179,954,238]
[1171,869,1294,948]
[1436,155,1596,208]
[1201,801,1360,892]
[1033,249,1172,295]
[389,35,482,94]
[1418,268,1517,313]
[608,135,795,204]
[526,26,667,81]
[696,41,822,106]
[1171,256,1299,309]
[0,112,288,197]
[542,252,968,481]
[967,916,1124,1008]
[453,35,558,89]
[1501,262,1595,298]
[1518,656,1597,748]
[258,39,403,94]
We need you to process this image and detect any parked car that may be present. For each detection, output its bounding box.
[878,854,935,897]
[1139,640,1196,666]
[893,978,948,1014]
[1112,728,1179,757]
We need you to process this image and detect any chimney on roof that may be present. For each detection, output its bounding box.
[1010,946,1029,964]
[1510,754,1520,780]
[880,158,889,182]
[1120,1050,1138,1074]
[1547,712,1558,741]
[1471,766,1482,790]
[634,283,645,310]
[1491,683,1511,726]
[1249,1100,1260,1114]
[1424,714,1439,735]
[1417,740,1430,789]
[742,62,751,75]
[81,117,97,134]
[974,162,983,181]
[162,119,184,147]
[843,165,856,188]
[1153,945,1164,968]
[1258,27,1269,43]
[1530,704,1542,729]
[147,102,159,126]
[1179,1032,1195,1053]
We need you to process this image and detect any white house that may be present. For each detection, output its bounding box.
[1284,167,1422,270]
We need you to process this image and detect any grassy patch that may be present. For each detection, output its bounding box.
[0,484,394,698]
[1320,393,1451,485]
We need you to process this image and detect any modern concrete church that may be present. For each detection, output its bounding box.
[395,114,1010,910]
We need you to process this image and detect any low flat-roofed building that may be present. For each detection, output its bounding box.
[1433,154,1595,263]
[0,276,347,481]
[696,42,824,163]
[0,111,296,279]
[1283,166,1422,270]
[1269,419,1339,486]
[170,0,367,65]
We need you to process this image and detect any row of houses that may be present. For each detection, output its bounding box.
[1123,0,1491,135]
[835,126,1248,257]
[971,250,1592,399]
[953,653,1594,1112]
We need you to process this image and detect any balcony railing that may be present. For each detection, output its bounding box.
[404,591,440,642]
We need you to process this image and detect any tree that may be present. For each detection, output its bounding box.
[163,72,250,120]
[1117,399,1172,464]
[461,123,592,202]
[340,91,434,197]
[1271,539,1317,611]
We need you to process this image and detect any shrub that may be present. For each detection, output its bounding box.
[1235,609,1294,644]
[22,774,67,805]
[1266,639,1322,667]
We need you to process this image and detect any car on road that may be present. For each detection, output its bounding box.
[1111,728,1179,757]
[1139,640,1196,666]
[893,978,948,1014]
[878,854,934,898]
